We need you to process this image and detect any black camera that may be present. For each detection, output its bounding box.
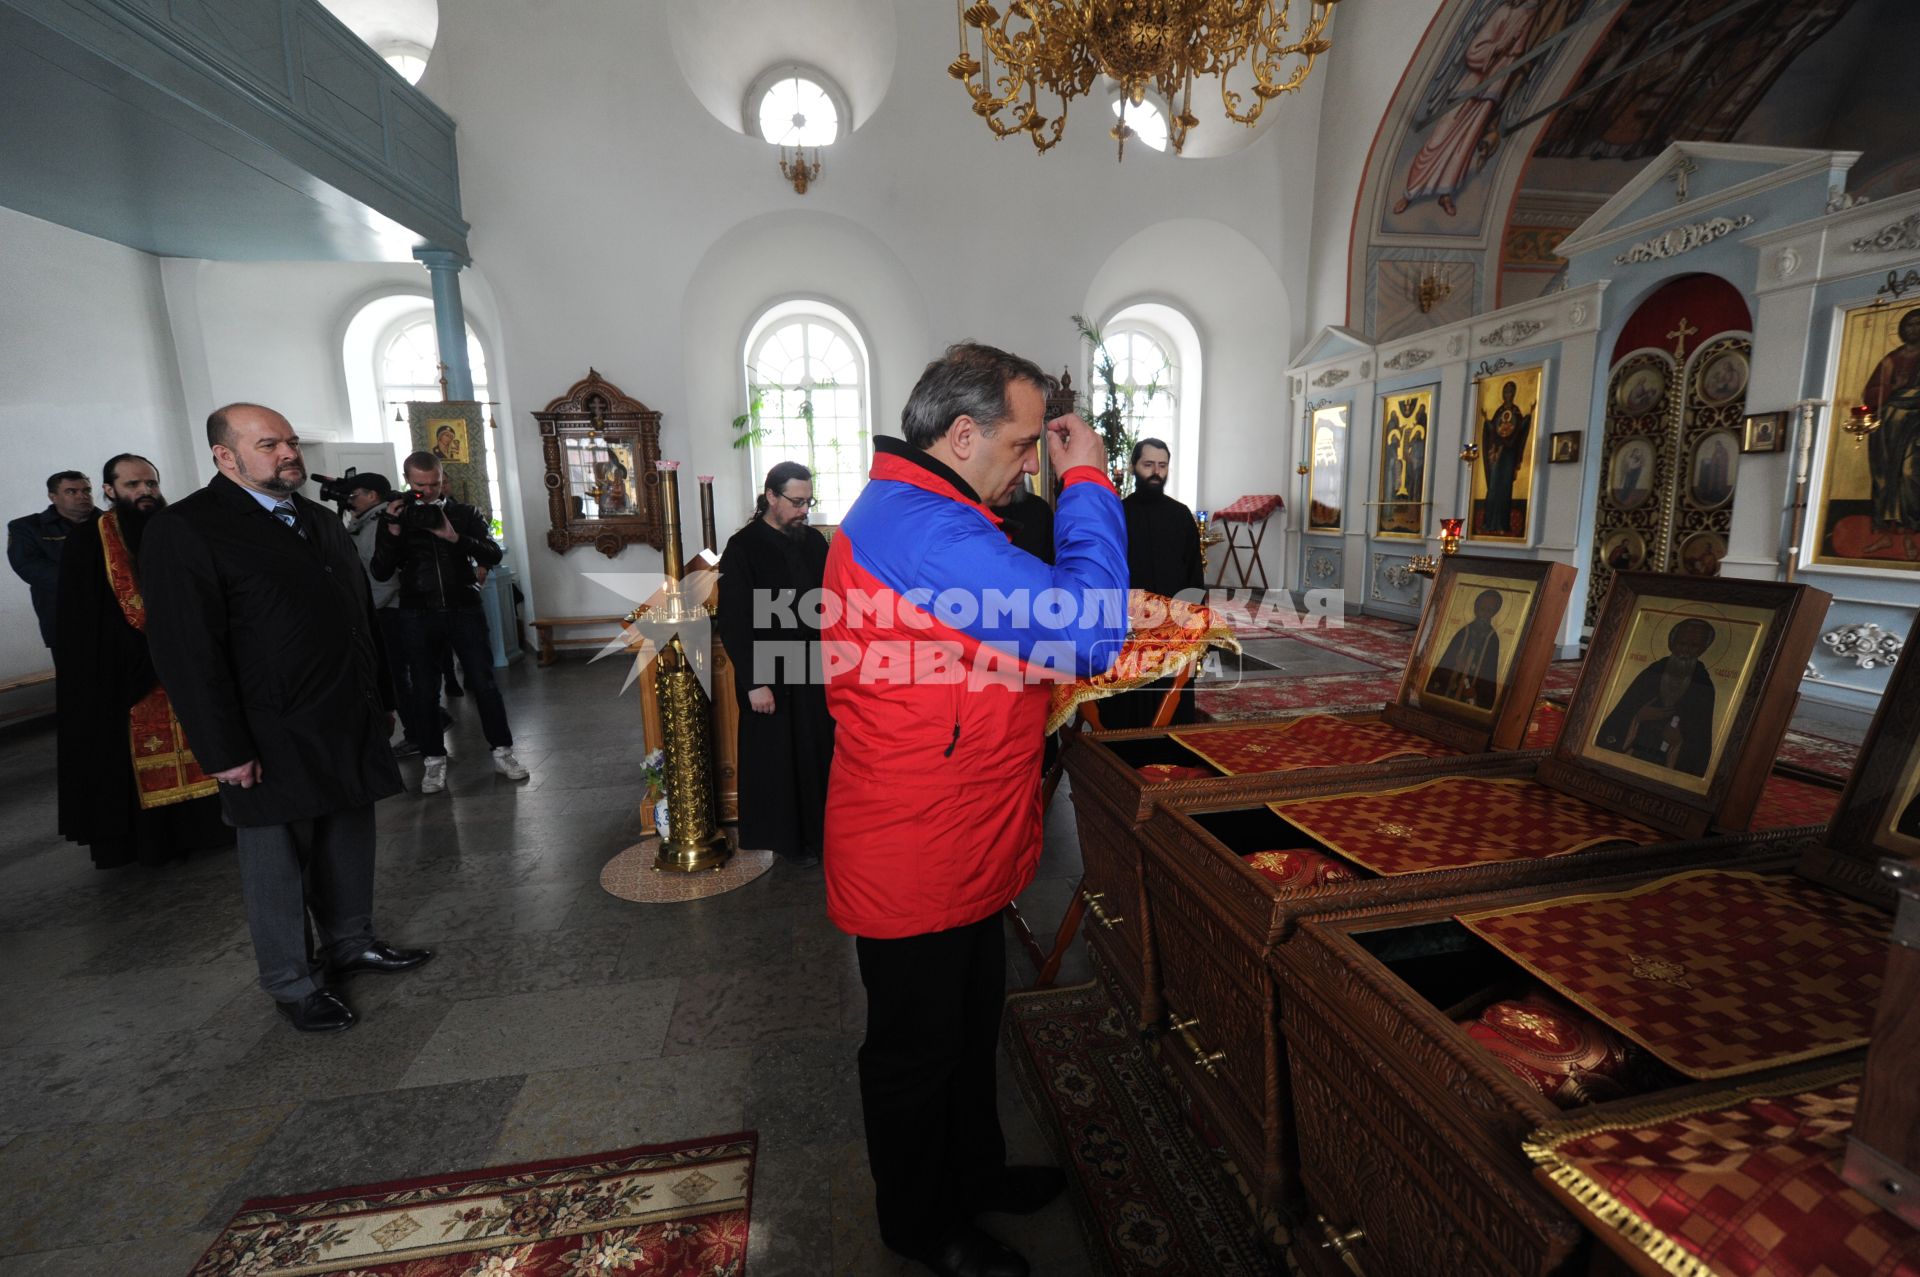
[386,494,446,534]
[313,469,376,505]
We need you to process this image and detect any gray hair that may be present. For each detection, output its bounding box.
[899,342,1050,450]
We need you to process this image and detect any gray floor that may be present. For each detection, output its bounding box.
[0,660,1096,1275]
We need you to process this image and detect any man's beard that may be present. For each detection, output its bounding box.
[250,460,307,494]
[113,496,165,551]
[779,517,807,540]
[1135,474,1166,496]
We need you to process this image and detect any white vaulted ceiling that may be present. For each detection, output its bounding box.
[662,0,897,136]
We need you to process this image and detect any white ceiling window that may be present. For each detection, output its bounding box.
[382,48,428,85]
[745,66,846,147]
[1111,95,1170,153]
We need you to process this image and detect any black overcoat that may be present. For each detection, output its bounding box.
[139,474,402,827]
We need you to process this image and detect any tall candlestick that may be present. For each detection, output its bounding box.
[697,475,717,554]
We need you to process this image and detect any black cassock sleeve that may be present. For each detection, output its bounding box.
[717,530,761,703]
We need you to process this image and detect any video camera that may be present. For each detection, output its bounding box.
[312,469,443,533]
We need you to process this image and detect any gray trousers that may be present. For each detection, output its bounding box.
[236,805,377,1001]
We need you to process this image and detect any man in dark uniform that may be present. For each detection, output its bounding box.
[141,402,431,1033]
[8,470,96,648]
[717,461,834,867]
[56,454,231,869]
[1100,437,1205,728]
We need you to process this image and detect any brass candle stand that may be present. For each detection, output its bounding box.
[647,462,729,873]
[697,475,718,555]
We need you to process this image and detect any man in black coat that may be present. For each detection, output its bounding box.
[1100,437,1205,729]
[370,452,527,795]
[141,403,431,1033]
[56,454,230,869]
[717,461,834,866]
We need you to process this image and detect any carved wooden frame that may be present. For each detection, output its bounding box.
[1538,573,1830,838]
[1383,554,1575,753]
[534,369,665,558]
[1823,611,1920,866]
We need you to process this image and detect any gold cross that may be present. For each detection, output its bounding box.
[1667,317,1699,361]
[1665,157,1698,204]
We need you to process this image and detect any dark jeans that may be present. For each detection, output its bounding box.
[855,912,1009,1256]
[235,805,376,1001]
[395,606,511,757]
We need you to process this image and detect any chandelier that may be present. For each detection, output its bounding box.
[949,0,1340,160]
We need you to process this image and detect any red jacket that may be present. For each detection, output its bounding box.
[822,438,1128,938]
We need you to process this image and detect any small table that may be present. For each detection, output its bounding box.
[1208,493,1284,591]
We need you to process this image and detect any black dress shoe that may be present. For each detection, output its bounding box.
[978,1165,1066,1216]
[917,1225,1029,1277]
[276,988,356,1033]
[334,941,433,975]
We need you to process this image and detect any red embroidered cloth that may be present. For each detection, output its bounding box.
[1172,715,1449,774]
[1748,773,1842,832]
[1460,871,1890,1079]
[1525,700,1565,748]
[1526,1070,1920,1277]
[1048,590,1237,734]
[1243,849,1360,889]
[1212,493,1284,522]
[1268,777,1663,876]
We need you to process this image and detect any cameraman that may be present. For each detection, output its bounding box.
[370,452,529,793]
[339,473,423,757]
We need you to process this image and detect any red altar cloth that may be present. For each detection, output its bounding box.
[1460,871,1889,1080]
[1527,1070,1920,1277]
[1268,776,1664,876]
[1212,493,1284,522]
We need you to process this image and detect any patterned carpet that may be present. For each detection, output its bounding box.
[190,1135,754,1276]
[1004,982,1289,1276]
[1198,616,1860,781]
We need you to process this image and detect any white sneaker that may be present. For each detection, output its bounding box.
[421,755,448,794]
[492,746,529,781]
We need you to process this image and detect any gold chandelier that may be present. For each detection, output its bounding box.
[950,0,1340,160]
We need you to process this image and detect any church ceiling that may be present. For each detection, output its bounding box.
[1352,0,1915,338]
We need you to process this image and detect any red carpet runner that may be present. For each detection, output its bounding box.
[190,1135,754,1276]
[1004,982,1290,1275]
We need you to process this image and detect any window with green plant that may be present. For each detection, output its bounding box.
[1075,315,1175,493]
[736,308,869,523]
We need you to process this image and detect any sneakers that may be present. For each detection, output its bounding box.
[421,755,448,794]
[492,747,530,781]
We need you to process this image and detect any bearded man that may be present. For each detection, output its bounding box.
[1099,437,1205,729]
[716,461,834,866]
[55,454,231,869]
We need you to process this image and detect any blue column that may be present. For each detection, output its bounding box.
[413,246,474,399]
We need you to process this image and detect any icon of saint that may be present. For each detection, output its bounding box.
[1594,618,1718,776]
[1424,588,1504,709]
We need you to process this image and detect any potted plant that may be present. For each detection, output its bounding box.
[1071,314,1166,493]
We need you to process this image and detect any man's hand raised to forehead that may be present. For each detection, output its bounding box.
[1046,414,1106,476]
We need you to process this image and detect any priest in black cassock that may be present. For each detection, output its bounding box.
[717,462,835,867]
[1100,438,1205,729]
[56,455,232,869]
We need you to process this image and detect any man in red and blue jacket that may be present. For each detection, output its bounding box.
[823,342,1127,1277]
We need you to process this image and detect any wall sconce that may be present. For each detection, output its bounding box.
[1296,462,1310,476]
[1414,262,1453,314]
[779,146,822,195]
[1846,403,1881,442]
[1459,442,1481,464]
[1439,517,1464,555]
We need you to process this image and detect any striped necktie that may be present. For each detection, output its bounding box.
[272,501,303,536]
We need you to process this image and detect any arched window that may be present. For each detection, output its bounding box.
[363,311,505,538]
[1096,305,1204,507]
[742,303,871,524]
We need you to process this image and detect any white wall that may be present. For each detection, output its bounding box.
[428,0,1321,622]
[1301,0,1449,341]
[0,207,192,682]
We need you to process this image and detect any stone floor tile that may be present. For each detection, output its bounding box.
[663,958,841,1055]
[188,991,455,1111]
[745,1034,865,1147]
[612,903,796,981]
[3,1230,218,1275]
[0,1106,292,1255]
[398,977,679,1088]
[0,961,255,1049]
[488,1048,752,1167]
[395,878,590,941]
[197,1075,526,1230]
